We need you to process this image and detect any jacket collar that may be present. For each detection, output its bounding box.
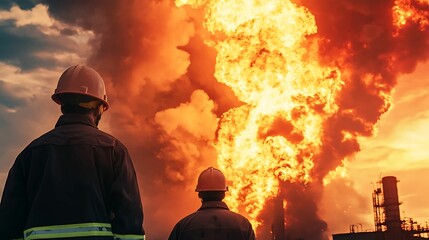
[55,114,98,129]
[198,201,229,211]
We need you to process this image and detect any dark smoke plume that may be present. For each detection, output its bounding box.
[261,0,429,239]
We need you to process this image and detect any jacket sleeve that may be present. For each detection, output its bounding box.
[108,141,145,239]
[0,150,28,239]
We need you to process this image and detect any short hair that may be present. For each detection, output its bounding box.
[198,191,225,202]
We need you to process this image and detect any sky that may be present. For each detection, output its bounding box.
[0,1,428,239]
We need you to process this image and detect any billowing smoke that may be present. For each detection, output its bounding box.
[42,0,428,239]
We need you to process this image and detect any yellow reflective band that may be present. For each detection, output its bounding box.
[24,222,113,240]
[113,233,146,240]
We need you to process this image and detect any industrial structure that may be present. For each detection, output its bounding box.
[333,176,429,240]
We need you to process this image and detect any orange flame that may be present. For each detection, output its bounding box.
[176,0,343,228]
[393,0,429,32]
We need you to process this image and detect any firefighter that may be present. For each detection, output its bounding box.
[0,65,145,240]
[168,167,255,240]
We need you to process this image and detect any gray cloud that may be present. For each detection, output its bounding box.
[0,20,78,71]
[0,0,38,10]
[0,80,27,108]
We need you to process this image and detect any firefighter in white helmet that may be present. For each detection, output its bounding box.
[0,65,145,240]
[168,167,255,240]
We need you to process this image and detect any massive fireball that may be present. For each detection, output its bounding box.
[176,0,343,228]
[175,0,429,236]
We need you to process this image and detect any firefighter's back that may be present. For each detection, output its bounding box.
[19,116,120,239]
[175,206,254,240]
[24,119,116,233]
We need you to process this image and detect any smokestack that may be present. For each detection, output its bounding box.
[382,176,402,238]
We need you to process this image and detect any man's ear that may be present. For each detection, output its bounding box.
[98,105,105,115]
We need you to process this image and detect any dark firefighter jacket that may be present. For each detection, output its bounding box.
[168,201,255,240]
[0,114,145,240]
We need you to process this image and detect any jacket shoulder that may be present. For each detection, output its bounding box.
[26,125,123,148]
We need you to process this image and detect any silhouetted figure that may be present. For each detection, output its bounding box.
[168,167,255,240]
[0,65,145,240]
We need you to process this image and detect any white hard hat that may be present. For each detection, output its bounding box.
[52,64,109,110]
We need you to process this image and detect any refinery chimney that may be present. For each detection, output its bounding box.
[333,176,429,240]
[382,176,402,239]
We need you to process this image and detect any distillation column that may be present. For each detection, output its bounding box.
[382,176,402,240]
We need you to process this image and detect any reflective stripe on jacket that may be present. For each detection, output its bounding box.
[23,223,145,240]
[0,114,145,240]
[24,223,112,239]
